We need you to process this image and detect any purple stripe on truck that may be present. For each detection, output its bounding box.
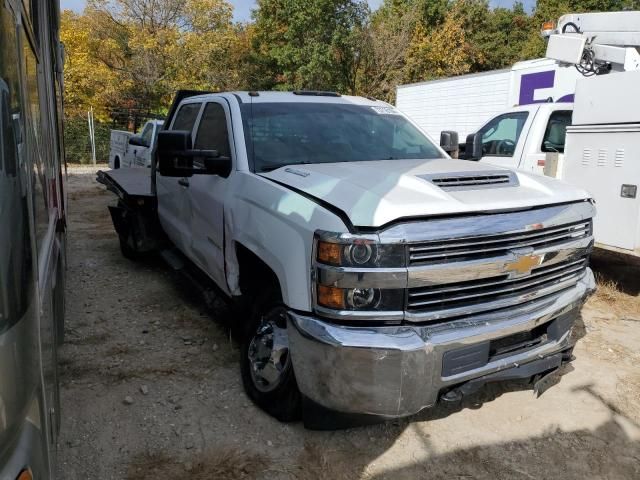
[519,70,555,105]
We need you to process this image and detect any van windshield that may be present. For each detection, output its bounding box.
[241,102,444,172]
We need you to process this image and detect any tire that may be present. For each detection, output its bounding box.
[119,231,142,260]
[114,156,120,169]
[117,201,144,261]
[240,288,301,422]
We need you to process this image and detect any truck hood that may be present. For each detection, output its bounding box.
[258,159,591,228]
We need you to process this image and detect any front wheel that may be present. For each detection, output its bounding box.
[240,291,301,422]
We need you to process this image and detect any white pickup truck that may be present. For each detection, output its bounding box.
[460,103,573,175]
[98,90,596,429]
[109,119,164,169]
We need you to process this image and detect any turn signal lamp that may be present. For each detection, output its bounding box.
[541,21,556,38]
[16,469,33,480]
[317,285,346,309]
[317,241,342,265]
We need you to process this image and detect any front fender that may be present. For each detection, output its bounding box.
[224,173,348,311]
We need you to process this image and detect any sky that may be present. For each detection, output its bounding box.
[60,0,536,22]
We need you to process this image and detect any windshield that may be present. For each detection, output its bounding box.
[241,102,444,172]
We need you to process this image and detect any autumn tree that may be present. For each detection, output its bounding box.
[250,0,370,93]
[403,2,478,83]
[60,10,121,120]
[357,0,423,100]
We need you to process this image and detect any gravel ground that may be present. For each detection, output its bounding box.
[57,167,640,479]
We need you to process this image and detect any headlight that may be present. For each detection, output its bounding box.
[313,231,406,320]
[315,233,405,268]
[317,285,404,312]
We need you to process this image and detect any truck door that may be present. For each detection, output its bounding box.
[477,111,531,169]
[533,109,572,176]
[184,100,232,291]
[156,102,202,252]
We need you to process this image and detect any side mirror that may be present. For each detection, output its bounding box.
[440,130,459,158]
[157,130,231,177]
[129,135,148,147]
[464,132,483,161]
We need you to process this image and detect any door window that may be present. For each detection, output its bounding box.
[542,110,572,153]
[194,103,231,158]
[140,123,153,147]
[171,103,201,133]
[478,112,529,157]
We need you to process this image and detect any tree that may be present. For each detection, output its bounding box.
[60,10,121,120]
[251,0,370,93]
[62,0,242,118]
[403,2,478,83]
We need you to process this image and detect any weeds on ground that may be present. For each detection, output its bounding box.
[126,448,269,480]
[588,273,640,318]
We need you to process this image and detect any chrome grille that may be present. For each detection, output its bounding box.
[408,220,591,265]
[407,257,588,314]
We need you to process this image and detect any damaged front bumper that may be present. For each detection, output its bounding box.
[287,268,595,421]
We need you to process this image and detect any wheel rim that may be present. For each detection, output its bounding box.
[248,307,291,393]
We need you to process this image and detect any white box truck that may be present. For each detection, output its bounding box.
[396,58,582,141]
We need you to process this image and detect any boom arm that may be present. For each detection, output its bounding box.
[544,11,640,75]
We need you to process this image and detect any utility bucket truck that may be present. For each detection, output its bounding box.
[543,11,640,257]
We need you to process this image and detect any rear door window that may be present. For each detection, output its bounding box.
[171,103,202,134]
[542,110,572,153]
[194,103,231,158]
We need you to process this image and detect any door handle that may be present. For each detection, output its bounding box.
[178,178,190,187]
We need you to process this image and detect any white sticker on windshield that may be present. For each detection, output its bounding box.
[371,106,400,115]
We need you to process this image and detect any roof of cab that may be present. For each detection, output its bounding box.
[183,91,390,107]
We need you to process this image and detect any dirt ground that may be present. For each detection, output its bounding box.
[57,167,640,480]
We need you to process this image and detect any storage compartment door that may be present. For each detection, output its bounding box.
[563,125,640,252]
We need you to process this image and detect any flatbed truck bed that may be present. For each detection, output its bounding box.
[96,168,155,200]
[96,168,161,257]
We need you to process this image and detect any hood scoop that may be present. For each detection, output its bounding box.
[421,171,519,191]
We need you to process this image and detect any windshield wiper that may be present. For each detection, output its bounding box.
[260,161,313,173]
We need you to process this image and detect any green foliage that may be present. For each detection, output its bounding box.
[251,0,370,93]
[61,0,639,137]
[64,116,111,164]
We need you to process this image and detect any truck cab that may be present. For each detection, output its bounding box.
[109,119,164,169]
[463,103,573,175]
[128,119,164,168]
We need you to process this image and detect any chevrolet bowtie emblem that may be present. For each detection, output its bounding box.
[505,253,543,276]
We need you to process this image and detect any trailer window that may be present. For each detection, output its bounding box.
[542,111,572,153]
[478,112,529,157]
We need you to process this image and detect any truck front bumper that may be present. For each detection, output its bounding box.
[287,268,595,420]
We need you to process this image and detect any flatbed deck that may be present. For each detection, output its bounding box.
[96,168,154,199]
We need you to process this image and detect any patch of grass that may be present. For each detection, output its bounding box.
[588,273,640,317]
[290,442,368,480]
[127,448,269,480]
